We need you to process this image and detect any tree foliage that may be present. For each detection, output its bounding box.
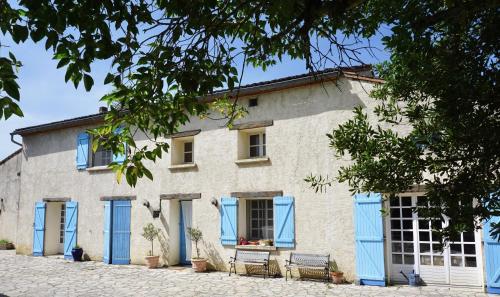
[1,0,498,238]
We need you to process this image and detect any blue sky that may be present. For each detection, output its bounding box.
[0,33,390,159]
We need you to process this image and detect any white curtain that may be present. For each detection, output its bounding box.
[180,200,192,262]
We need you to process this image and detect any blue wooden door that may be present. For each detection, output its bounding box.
[354,193,386,286]
[64,201,78,259]
[33,202,46,256]
[103,201,112,264]
[179,203,188,264]
[111,200,131,265]
[484,215,500,294]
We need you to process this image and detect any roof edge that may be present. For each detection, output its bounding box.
[0,148,22,166]
[12,65,382,137]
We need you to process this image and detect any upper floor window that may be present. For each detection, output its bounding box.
[249,133,266,158]
[92,144,113,167]
[183,141,193,163]
[171,136,195,166]
[248,98,258,107]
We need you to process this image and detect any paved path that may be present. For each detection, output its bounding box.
[0,251,492,297]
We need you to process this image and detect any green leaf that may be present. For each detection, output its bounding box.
[104,73,114,84]
[3,80,20,100]
[83,74,94,91]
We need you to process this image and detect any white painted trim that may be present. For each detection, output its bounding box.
[168,163,197,170]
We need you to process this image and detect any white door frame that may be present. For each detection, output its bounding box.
[384,192,485,287]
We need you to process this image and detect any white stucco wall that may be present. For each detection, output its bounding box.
[12,78,403,281]
[0,150,22,244]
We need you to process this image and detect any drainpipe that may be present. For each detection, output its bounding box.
[10,133,22,146]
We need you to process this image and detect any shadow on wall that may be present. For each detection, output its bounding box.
[203,241,225,271]
[159,212,170,266]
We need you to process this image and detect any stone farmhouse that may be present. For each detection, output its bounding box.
[0,66,498,293]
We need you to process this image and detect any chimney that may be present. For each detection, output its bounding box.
[99,106,108,113]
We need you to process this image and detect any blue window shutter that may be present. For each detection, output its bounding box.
[111,200,131,265]
[274,196,295,248]
[220,197,238,245]
[484,215,500,294]
[354,192,386,286]
[33,202,46,256]
[112,127,126,164]
[103,201,112,264]
[64,201,78,260]
[76,132,90,169]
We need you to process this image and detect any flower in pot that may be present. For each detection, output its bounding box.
[142,223,161,268]
[71,244,83,261]
[187,227,207,272]
[329,262,344,284]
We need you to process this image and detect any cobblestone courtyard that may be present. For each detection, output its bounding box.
[0,251,493,297]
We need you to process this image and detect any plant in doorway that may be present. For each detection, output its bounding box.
[71,244,83,261]
[187,227,207,272]
[142,223,161,268]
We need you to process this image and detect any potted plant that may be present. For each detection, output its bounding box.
[187,227,207,272]
[0,239,14,250]
[71,244,83,261]
[142,223,161,268]
[329,262,344,284]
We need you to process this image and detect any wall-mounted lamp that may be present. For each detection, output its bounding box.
[210,197,218,207]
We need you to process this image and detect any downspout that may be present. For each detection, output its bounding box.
[10,133,22,146]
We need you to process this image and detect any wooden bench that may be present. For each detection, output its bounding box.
[285,253,330,282]
[229,250,271,278]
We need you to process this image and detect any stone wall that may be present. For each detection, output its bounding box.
[0,149,22,245]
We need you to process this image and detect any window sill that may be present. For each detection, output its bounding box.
[235,245,276,251]
[168,163,197,170]
[235,157,270,165]
[86,166,112,172]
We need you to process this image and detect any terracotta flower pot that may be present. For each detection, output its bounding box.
[191,258,208,272]
[330,271,344,284]
[145,255,160,269]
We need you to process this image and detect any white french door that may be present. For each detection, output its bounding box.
[386,194,483,287]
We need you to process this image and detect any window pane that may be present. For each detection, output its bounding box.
[401,196,412,206]
[390,209,400,218]
[419,220,429,230]
[249,146,259,157]
[432,244,443,253]
[390,197,400,206]
[463,231,475,242]
[402,220,413,230]
[450,244,462,254]
[404,255,414,265]
[404,243,414,253]
[249,135,260,145]
[431,220,442,230]
[420,243,430,253]
[391,231,401,241]
[402,208,413,218]
[463,244,476,255]
[184,142,192,152]
[392,254,402,264]
[391,220,401,230]
[392,243,402,252]
[403,231,413,241]
[465,257,477,267]
[262,144,266,156]
[184,152,192,163]
[433,256,444,266]
[419,232,430,241]
[451,256,463,267]
[420,255,431,265]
